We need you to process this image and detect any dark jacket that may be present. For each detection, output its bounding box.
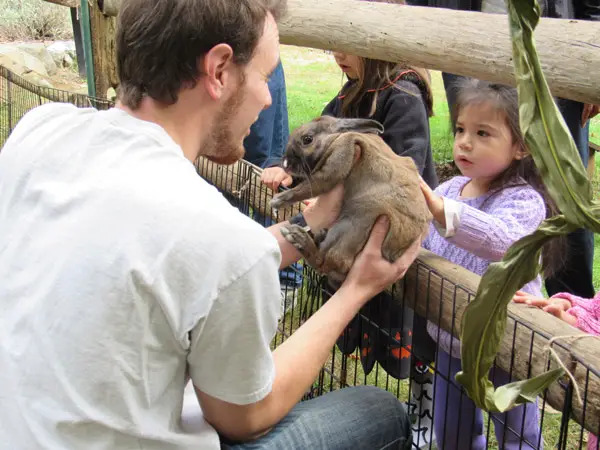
[406,0,599,20]
[322,76,439,188]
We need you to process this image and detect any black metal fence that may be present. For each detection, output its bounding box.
[0,65,113,148]
[2,64,598,450]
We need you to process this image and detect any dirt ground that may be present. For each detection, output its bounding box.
[48,66,87,94]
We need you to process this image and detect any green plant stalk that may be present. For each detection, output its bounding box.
[455,0,600,414]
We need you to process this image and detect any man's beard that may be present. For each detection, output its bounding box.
[203,87,246,166]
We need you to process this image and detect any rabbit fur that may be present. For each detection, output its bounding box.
[270,115,432,285]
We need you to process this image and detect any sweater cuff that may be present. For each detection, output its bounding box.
[567,306,600,335]
[433,197,463,238]
[556,292,598,314]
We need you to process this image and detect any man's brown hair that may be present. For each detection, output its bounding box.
[116,0,286,109]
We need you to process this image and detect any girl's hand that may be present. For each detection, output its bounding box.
[581,103,600,127]
[512,291,577,326]
[261,167,293,191]
[419,178,445,227]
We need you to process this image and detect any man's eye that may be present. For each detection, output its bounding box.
[301,135,313,145]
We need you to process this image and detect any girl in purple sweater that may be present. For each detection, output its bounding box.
[419,79,564,450]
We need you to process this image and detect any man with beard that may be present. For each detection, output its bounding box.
[0,1,418,449]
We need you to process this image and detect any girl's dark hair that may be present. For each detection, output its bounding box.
[339,58,434,119]
[452,78,566,277]
[339,0,432,118]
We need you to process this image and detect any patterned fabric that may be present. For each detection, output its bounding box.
[550,291,600,335]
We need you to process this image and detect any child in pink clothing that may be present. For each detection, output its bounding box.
[514,289,600,449]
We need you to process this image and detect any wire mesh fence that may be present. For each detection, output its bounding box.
[2,63,599,450]
[197,156,600,450]
[0,65,113,148]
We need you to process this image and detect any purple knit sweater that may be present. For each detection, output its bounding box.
[424,176,545,356]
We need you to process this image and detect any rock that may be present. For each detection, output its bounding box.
[16,42,57,76]
[63,53,74,68]
[0,54,28,76]
[0,46,48,77]
[21,72,54,89]
[47,41,77,66]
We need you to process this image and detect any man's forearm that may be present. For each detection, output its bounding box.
[267,208,328,270]
[254,283,371,431]
[268,220,302,269]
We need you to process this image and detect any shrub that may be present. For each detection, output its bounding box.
[0,0,73,41]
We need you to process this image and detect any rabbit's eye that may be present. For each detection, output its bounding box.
[301,135,313,146]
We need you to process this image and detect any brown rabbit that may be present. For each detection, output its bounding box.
[270,115,432,285]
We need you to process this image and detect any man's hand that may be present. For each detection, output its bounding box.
[343,216,422,303]
[512,291,577,326]
[420,178,445,227]
[582,103,600,127]
[261,167,293,191]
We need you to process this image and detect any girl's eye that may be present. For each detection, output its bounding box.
[477,130,489,137]
[455,127,464,134]
[301,135,313,145]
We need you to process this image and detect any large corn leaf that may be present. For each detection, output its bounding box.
[455,0,600,412]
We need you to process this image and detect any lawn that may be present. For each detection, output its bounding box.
[280,44,600,292]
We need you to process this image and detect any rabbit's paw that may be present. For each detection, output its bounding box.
[280,223,318,253]
[270,191,293,210]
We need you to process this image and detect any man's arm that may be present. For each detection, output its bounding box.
[195,217,422,442]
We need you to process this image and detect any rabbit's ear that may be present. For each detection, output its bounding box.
[331,118,384,135]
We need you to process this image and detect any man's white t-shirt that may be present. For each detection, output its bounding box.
[0,104,282,449]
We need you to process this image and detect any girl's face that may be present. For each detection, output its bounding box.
[333,52,362,80]
[453,102,525,188]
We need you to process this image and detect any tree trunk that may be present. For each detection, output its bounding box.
[89,0,119,99]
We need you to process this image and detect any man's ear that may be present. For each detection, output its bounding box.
[200,44,235,100]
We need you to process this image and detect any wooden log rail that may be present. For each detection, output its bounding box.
[278,0,600,105]
[45,0,600,105]
[197,156,600,436]
[43,0,77,7]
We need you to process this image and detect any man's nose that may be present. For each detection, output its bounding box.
[262,87,272,111]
